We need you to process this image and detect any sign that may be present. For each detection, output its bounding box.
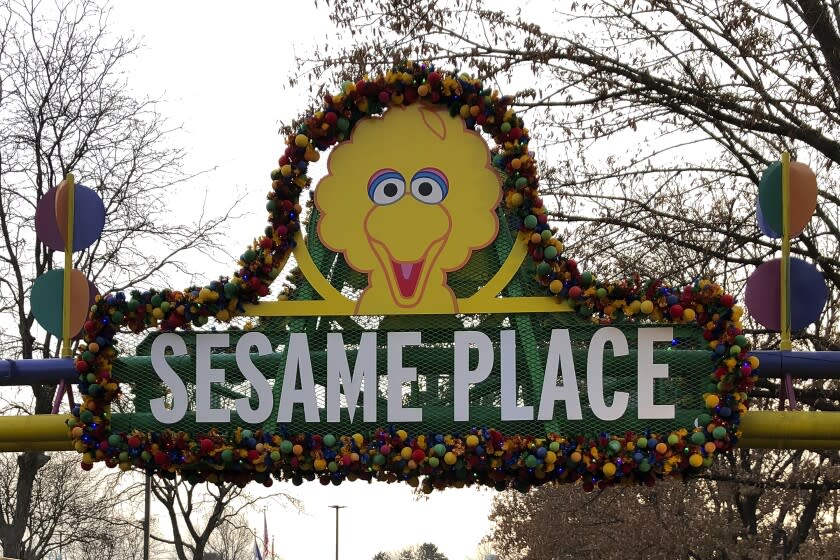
[70,62,755,492]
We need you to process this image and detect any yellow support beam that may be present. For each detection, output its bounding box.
[0,411,839,452]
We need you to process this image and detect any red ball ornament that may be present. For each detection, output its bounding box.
[154,451,168,465]
[259,237,273,250]
[200,438,215,454]
[669,304,683,319]
[428,71,441,84]
[84,320,97,333]
[75,360,89,373]
[568,286,582,299]
[720,294,734,307]
[127,436,141,448]
[412,449,426,462]
[80,461,93,471]
[324,112,338,125]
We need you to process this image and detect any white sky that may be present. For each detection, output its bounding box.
[103,2,496,559]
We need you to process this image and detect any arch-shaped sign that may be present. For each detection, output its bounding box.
[70,62,755,493]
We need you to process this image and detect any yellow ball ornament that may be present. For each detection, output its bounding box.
[444,451,457,465]
[705,394,720,408]
[466,434,479,447]
[689,453,704,468]
[602,462,616,477]
[549,280,563,294]
[640,300,654,314]
[294,134,309,148]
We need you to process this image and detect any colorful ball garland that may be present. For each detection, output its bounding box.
[69,61,756,492]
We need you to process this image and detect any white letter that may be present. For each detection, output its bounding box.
[150,334,189,424]
[277,333,320,423]
[537,329,582,420]
[387,332,422,422]
[454,331,493,421]
[638,327,675,419]
[587,327,629,421]
[196,334,230,423]
[501,330,533,421]
[327,332,377,423]
[234,332,273,424]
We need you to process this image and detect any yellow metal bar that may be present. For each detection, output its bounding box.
[3,411,840,452]
[0,414,70,443]
[780,153,791,351]
[0,441,73,452]
[62,173,75,358]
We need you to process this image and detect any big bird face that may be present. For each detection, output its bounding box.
[315,105,501,314]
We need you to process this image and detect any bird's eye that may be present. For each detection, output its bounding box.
[367,169,406,205]
[410,168,448,204]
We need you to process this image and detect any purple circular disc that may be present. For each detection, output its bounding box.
[36,183,105,252]
[745,257,827,331]
[35,187,65,251]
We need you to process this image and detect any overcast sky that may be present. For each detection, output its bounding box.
[103,2,497,559]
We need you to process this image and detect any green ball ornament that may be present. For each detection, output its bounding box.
[86,373,96,383]
[127,299,139,311]
[221,449,234,462]
[608,440,621,454]
[549,441,560,452]
[691,431,706,445]
[712,426,727,440]
[108,434,122,447]
[88,383,100,395]
[280,440,293,454]
[82,351,94,362]
[596,287,607,299]
[543,246,558,260]
[639,460,651,472]
[581,272,593,287]
[67,418,77,428]
[537,262,551,276]
[515,177,528,188]
[141,451,151,462]
[523,214,538,229]
[159,302,170,313]
[80,410,93,422]
[266,199,277,212]
[373,453,386,465]
[328,461,338,472]
[119,451,129,462]
[428,457,440,468]
[270,451,281,461]
[501,122,512,133]
[242,249,257,263]
[323,434,336,447]
[667,434,679,446]
[111,310,124,324]
[525,455,538,468]
[241,429,253,439]
[730,345,741,356]
[698,413,712,425]
[151,295,163,307]
[636,437,648,448]
[224,283,238,297]
[337,118,350,132]
[433,444,446,457]
[541,230,552,241]
[734,335,748,348]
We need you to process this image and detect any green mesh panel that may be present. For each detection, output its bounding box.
[108,206,710,441]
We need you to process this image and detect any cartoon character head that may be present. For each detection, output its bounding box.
[315,104,501,313]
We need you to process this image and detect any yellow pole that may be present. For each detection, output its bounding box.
[1,411,840,451]
[61,173,75,358]
[780,153,791,351]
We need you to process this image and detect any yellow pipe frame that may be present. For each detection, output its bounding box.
[1,411,840,452]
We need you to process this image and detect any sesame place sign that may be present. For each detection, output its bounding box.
[71,63,755,492]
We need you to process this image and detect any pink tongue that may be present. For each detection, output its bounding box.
[392,260,423,298]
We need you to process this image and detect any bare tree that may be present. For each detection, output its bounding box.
[0,452,155,560]
[0,0,235,556]
[207,509,256,560]
[302,1,840,556]
[145,475,300,560]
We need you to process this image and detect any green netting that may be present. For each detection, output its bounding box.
[107,205,710,442]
